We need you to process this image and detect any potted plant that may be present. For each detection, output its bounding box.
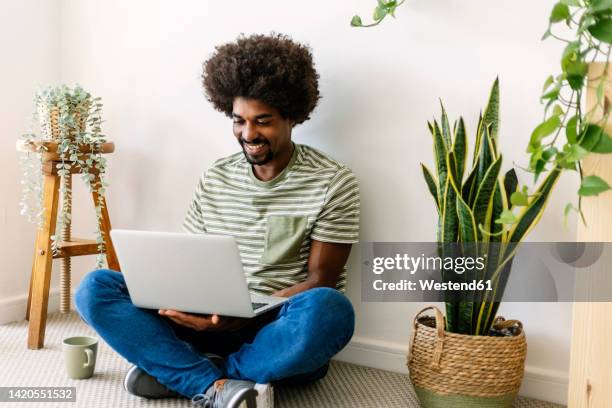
[18,84,110,268]
[408,80,533,407]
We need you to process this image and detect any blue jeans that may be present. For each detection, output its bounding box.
[74,269,355,398]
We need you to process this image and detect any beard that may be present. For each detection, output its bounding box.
[240,138,273,165]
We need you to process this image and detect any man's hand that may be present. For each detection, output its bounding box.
[158,309,248,332]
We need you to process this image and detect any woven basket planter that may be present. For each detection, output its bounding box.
[407,306,526,408]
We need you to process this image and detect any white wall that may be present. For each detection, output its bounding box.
[0,0,62,316]
[2,0,576,403]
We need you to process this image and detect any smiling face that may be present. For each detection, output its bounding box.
[232,97,294,167]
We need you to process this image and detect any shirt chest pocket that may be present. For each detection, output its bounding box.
[260,215,308,265]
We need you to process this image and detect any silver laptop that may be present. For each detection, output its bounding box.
[109,229,287,318]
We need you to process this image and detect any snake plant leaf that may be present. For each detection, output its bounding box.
[421,163,440,212]
[508,168,561,244]
[448,168,478,243]
[461,164,479,206]
[503,169,518,209]
[490,184,504,242]
[472,156,503,241]
[440,101,452,147]
[447,150,460,189]
[482,78,500,142]
[432,120,448,185]
[472,127,495,208]
[440,156,459,243]
[473,111,484,167]
[452,117,467,184]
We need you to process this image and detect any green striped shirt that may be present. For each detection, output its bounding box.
[182,143,360,295]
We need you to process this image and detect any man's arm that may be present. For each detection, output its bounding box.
[272,240,352,298]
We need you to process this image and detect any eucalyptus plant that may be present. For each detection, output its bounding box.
[19,85,109,268]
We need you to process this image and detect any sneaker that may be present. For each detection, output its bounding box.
[124,353,225,399]
[191,379,258,408]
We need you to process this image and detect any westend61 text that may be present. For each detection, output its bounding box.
[373,279,493,291]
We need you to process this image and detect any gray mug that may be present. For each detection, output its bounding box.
[62,336,98,379]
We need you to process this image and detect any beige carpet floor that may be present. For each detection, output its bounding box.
[0,312,565,408]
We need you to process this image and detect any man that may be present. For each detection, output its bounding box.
[75,33,360,408]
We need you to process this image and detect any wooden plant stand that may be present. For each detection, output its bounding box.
[16,139,121,349]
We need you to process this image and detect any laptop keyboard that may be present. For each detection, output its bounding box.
[251,302,268,311]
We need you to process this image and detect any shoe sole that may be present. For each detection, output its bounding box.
[227,388,258,408]
[123,365,139,394]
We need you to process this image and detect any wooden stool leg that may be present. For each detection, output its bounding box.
[92,176,120,272]
[25,252,35,321]
[28,173,60,349]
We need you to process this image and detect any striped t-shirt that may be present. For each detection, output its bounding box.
[182,143,360,295]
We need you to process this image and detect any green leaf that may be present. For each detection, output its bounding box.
[578,175,612,196]
[560,0,580,5]
[592,131,612,153]
[350,15,363,27]
[565,144,588,162]
[530,115,561,148]
[590,0,612,12]
[452,118,467,183]
[542,75,555,92]
[580,124,612,153]
[440,101,452,147]
[447,163,478,243]
[552,104,564,117]
[509,168,561,243]
[431,120,448,190]
[566,115,579,143]
[483,78,500,141]
[541,86,560,101]
[495,209,518,224]
[373,5,387,20]
[440,161,459,243]
[580,124,604,151]
[510,190,529,206]
[550,2,570,22]
[503,169,518,208]
[421,163,440,212]
[588,18,612,44]
[472,156,503,241]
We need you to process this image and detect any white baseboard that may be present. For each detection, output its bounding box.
[334,336,569,406]
[0,287,71,325]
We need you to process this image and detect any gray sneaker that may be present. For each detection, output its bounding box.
[191,379,258,408]
[124,353,225,399]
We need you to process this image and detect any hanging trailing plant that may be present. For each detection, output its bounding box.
[350,0,406,27]
[18,85,109,268]
[525,0,612,225]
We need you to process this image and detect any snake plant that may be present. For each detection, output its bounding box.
[421,78,561,335]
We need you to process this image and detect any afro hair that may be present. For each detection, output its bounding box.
[202,33,320,125]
